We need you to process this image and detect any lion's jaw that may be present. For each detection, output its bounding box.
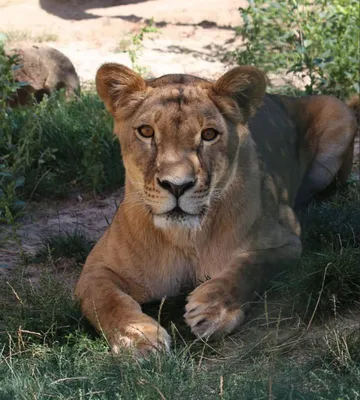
[153,212,203,231]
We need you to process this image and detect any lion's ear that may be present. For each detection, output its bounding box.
[96,63,147,117]
[213,66,266,121]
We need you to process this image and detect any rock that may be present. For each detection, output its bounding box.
[6,45,80,106]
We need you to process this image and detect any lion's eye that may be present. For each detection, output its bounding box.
[201,128,219,142]
[137,125,155,138]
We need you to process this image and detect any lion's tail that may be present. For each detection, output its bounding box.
[347,95,360,126]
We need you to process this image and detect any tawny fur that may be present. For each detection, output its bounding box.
[75,64,358,355]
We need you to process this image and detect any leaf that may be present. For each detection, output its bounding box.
[14,200,26,209]
[17,81,30,87]
[0,172,13,178]
[14,176,25,189]
[313,58,324,66]
[0,32,8,45]
[12,64,24,71]
[295,45,306,54]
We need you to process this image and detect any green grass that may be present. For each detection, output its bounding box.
[300,184,360,251]
[266,186,360,325]
[1,259,360,400]
[1,339,359,399]
[35,229,95,265]
[10,92,123,197]
[1,186,360,398]
[1,90,124,223]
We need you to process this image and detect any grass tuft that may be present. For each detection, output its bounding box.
[273,248,360,323]
[35,229,94,264]
[300,184,360,251]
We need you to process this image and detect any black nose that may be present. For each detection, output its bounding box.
[157,178,196,198]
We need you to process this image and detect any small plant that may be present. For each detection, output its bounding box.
[1,41,124,225]
[115,19,159,76]
[0,44,27,223]
[321,328,360,373]
[235,0,359,98]
[1,89,122,212]
[0,263,81,346]
[35,229,94,264]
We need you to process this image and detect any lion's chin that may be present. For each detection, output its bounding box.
[153,213,202,231]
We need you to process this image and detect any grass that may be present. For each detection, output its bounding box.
[1,30,58,44]
[1,185,360,398]
[1,340,360,399]
[1,90,124,224]
[35,229,95,265]
[267,185,360,325]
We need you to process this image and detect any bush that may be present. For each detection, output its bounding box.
[0,44,26,222]
[6,92,122,197]
[235,0,360,98]
[0,43,124,222]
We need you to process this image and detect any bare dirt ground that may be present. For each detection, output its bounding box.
[0,0,246,82]
[0,0,359,272]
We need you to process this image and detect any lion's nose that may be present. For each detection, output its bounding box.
[157,178,196,198]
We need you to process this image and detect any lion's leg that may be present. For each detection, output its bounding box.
[295,101,357,208]
[75,267,171,356]
[295,157,341,207]
[295,136,355,208]
[185,235,301,338]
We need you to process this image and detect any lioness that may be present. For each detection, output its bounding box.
[75,63,358,356]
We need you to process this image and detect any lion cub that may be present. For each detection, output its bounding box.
[75,63,358,356]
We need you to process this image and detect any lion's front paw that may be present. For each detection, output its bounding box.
[184,279,245,339]
[110,316,171,357]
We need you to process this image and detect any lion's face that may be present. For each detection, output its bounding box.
[117,85,238,229]
[96,65,266,229]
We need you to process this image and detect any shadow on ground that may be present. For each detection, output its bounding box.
[39,0,153,20]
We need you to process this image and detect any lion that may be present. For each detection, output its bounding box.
[75,63,358,356]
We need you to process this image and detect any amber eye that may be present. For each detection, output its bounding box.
[201,128,219,142]
[137,125,155,138]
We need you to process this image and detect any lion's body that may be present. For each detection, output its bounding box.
[75,64,358,355]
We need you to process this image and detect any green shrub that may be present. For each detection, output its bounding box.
[0,44,26,222]
[6,92,122,197]
[0,66,124,225]
[1,41,125,223]
[235,0,360,98]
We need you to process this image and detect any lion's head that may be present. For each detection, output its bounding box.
[96,64,266,229]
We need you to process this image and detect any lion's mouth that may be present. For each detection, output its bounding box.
[165,206,190,218]
[152,205,207,230]
[161,205,207,218]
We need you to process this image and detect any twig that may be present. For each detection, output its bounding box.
[6,282,24,305]
[138,379,166,400]
[219,375,224,398]
[307,263,330,330]
[51,377,88,385]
